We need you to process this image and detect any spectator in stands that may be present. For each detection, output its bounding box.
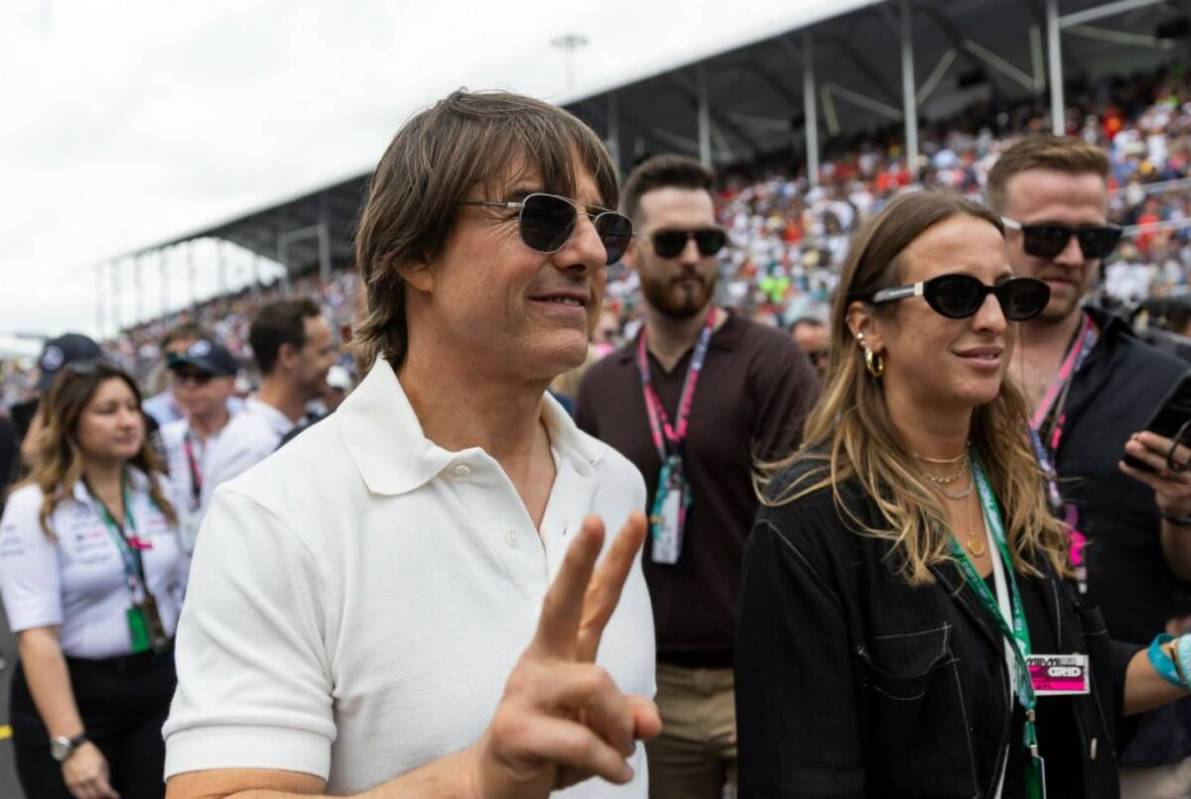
[142,322,210,427]
[0,360,185,799]
[990,136,1191,797]
[198,298,334,509]
[736,189,1189,799]
[162,89,658,798]
[577,154,817,799]
[790,316,831,376]
[158,339,240,553]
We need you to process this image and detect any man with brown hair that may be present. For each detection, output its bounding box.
[576,154,817,799]
[164,90,658,799]
[990,135,1191,796]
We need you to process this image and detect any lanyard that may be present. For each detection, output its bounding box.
[635,308,717,460]
[951,459,1044,799]
[182,432,203,510]
[1026,312,1099,593]
[86,476,148,600]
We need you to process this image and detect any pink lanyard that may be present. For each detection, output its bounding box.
[1030,312,1098,437]
[635,308,717,460]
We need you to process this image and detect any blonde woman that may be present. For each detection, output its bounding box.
[0,360,186,799]
[735,192,1191,798]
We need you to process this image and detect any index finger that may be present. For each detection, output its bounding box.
[529,516,606,659]
[577,511,647,662]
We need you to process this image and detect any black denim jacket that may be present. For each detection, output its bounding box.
[735,467,1139,798]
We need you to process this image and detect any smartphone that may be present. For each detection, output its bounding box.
[1123,371,1191,473]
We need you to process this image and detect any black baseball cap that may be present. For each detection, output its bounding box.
[167,339,239,377]
[37,333,103,392]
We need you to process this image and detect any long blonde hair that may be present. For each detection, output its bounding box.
[760,191,1069,585]
[21,361,177,537]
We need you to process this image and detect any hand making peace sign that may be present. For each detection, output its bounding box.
[466,510,662,799]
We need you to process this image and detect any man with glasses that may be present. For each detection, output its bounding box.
[164,90,658,798]
[576,154,818,799]
[158,338,239,552]
[990,135,1191,797]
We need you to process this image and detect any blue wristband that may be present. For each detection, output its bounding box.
[1149,634,1184,688]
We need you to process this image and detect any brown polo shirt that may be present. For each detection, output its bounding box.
[576,311,818,667]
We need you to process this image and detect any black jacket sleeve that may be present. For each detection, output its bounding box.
[736,500,866,798]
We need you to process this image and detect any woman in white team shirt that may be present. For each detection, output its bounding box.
[0,360,187,799]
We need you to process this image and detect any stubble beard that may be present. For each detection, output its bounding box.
[640,272,717,320]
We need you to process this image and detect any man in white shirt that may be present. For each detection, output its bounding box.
[159,338,240,552]
[200,298,335,509]
[165,89,658,799]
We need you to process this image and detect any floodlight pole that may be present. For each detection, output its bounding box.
[110,258,122,333]
[900,0,919,181]
[95,263,105,338]
[1047,0,1065,134]
[551,34,588,93]
[696,63,712,167]
[159,249,169,318]
[187,240,197,310]
[803,30,820,187]
[607,92,621,175]
[319,192,332,283]
[133,254,143,324]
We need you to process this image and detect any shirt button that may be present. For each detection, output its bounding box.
[504,530,519,548]
[452,464,472,477]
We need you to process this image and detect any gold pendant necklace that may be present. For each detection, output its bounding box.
[964,491,987,557]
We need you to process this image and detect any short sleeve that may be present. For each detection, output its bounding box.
[163,485,336,780]
[0,487,63,632]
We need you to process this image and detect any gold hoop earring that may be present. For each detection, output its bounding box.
[864,347,884,378]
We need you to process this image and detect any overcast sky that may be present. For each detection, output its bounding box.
[1,0,867,349]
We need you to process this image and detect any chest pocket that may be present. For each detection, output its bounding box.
[861,623,954,701]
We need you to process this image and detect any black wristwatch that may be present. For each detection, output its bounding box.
[50,732,88,762]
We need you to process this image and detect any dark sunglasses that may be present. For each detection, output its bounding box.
[460,192,633,265]
[650,228,728,259]
[173,369,214,385]
[863,274,1051,321]
[1001,217,1122,260]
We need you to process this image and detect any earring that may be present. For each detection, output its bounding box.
[864,347,884,378]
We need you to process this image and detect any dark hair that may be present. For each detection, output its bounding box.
[986,135,1110,213]
[353,89,620,368]
[621,154,716,225]
[249,298,321,375]
[24,360,176,536]
[161,321,210,350]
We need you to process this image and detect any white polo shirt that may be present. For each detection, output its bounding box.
[199,397,295,512]
[163,359,656,796]
[0,469,188,659]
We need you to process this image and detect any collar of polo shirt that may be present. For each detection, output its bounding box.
[71,466,153,504]
[336,359,606,497]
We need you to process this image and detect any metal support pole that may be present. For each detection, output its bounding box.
[900,0,920,181]
[159,249,169,317]
[802,31,820,187]
[95,263,105,338]
[696,64,712,168]
[110,259,122,333]
[217,239,228,295]
[133,255,144,324]
[187,240,197,309]
[1047,0,1065,134]
[607,93,621,175]
[318,193,332,284]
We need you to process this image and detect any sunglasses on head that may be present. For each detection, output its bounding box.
[862,273,1051,321]
[1001,217,1122,260]
[460,192,633,265]
[650,228,728,259]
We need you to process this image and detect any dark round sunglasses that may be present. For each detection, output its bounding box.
[1001,217,1122,260]
[460,192,633,265]
[863,273,1051,321]
[650,227,728,259]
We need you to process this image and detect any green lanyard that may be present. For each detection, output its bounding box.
[89,476,147,599]
[951,458,1044,799]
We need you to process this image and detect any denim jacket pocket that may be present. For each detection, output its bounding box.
[861,623,954,701]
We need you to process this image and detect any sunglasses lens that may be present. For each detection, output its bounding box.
[595,213,634,264]
[694,229,727,256]
[519,194,576,252]
[927,274,985,318]
[652,230,688,258]
[1077,226,1122,259]
[1022,225,1071,259]
[998,278,1051,321]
